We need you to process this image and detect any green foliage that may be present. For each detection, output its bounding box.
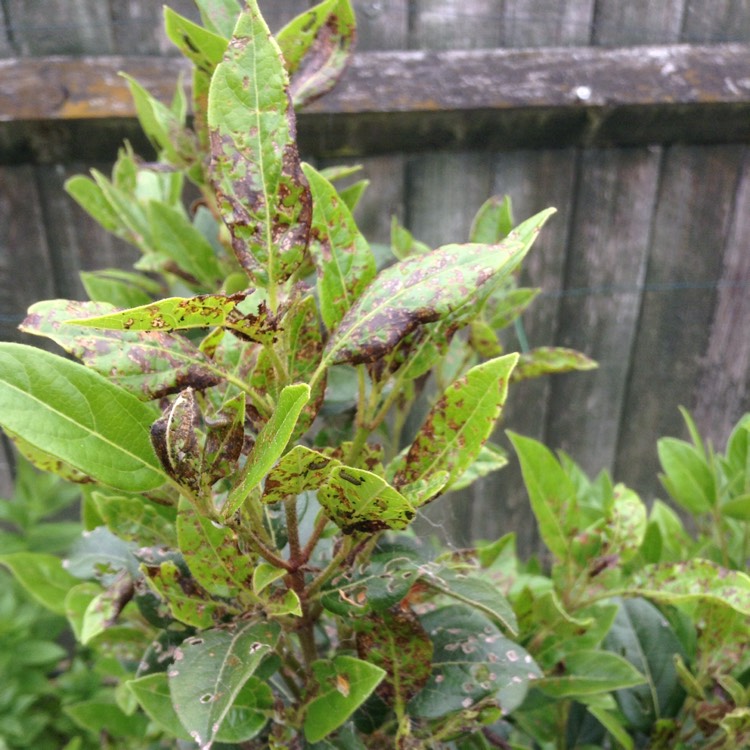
[1,1,744,749]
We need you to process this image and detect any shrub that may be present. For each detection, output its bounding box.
[0,1,747,748]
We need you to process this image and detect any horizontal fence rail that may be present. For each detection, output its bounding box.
[2,43,750,161]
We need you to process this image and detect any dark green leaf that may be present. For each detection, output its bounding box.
[65,700,148,739]
[408,605,540,719]
[304,655,385,743]
[169,620,281,749]
[0,343,166,491]
[603,598,686,731]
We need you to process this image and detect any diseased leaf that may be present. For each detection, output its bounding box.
[0,343,166,491]
[318,466,416,535]
[203,392,246,484]
[304,656,385,743]
[164,7,228,72]
[408,605,540,719]
[177,497,255,599]
[277,0,357,108]
[150,388,203,493]
[92,491,177,547]
[67,294,278,345]
[608,484,647,563]
[511,347,598,382]
[302,163,376,331]
[169,620,281,750]
[393,354,518,497]
[356,609,433,705]
[4,429,94,484]
[208,1,312,284]
[324,209,555,365]
[223,383,311,517]
[630,560,750,616]
[143,560,233,628]
[21,300,223,400]
[262,445,338,504]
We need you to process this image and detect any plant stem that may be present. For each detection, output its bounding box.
[299,514,329,564]
[307,538,353,599]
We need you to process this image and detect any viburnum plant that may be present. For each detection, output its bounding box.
[5,1,746,749]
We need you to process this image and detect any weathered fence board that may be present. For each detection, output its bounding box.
[615,144,744,496]
[592,0,686,46]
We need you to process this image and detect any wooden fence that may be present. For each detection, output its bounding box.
[1,0,750,553]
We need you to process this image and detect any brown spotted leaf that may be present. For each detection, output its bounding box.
[301,163,376,331]
[207,1,312,285]
[355,609,433,705]
[318,466,416,535]
[392,354,519,499]
[324,208,555,366]
[262,445,338,504]
[20,300,223,400]
[276,0,356,108]
[66,294,278,345]
[511,346,598,382]
[203,392,246,485]
[150,388,202,493]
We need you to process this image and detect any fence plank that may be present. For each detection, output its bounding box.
[110,0,199,55]
[614,144,743,497]
[692,147,750,447]
[0,166,56,345]
[683,0,750,43]
[466,148,578,553]
[3,0,114,55]
[503,0,594,46]
[545,148,661,476]
[593,0,686,45]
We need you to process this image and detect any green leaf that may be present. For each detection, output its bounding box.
[223,383,311,517]
[67,293,278,344]
[325,209,555,365]
[302,163,376,331]
[65,175,122,235]
[469,195,514,243]
[127,673,191,741]
[148,202,224,287]
[602,598,686,732]
[121,74,194,166]
[511,347,598,382]
[449,443,508,492]
[0,553,79,614]
[169,620,281,749]
[195,0,241,38]
[276,0,356,108]
[177,497,255,598]
[631,560,750,616]
[92,491,176,546]
[252,562,286,594]
[304,655,385,743]
[508,432,576,560]
[208,1,312,284]
[0,343,166,491]
[486,287,540,330]
[408,605,540,719]
[80,269,157,308]
[20,299,223,400]
[393,354,518,495]
[657,437,715,514]
[722,493,750,520]
[608,484,647,563]
[318,466,416,534]
[65,699,149,739]
[390,215,431,260]
[535,650,646,698]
